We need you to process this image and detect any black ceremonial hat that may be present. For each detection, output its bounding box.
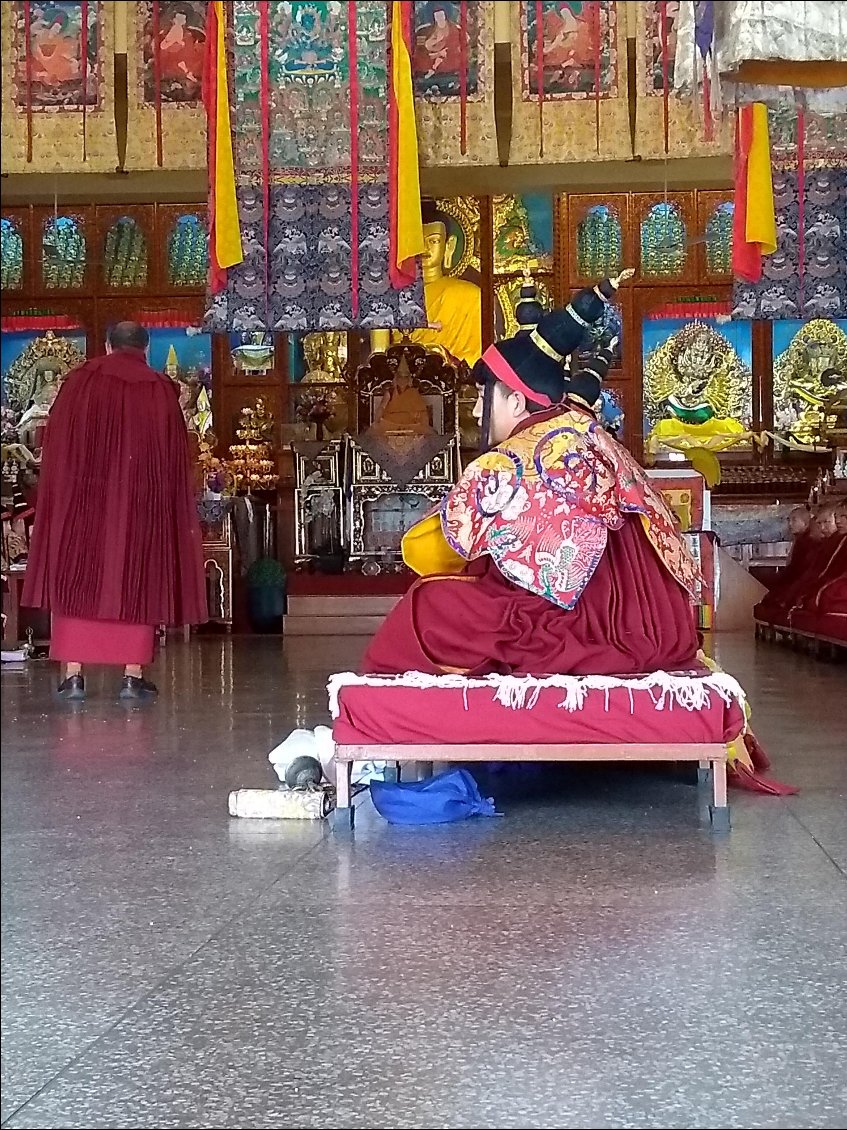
[473,275,627,408]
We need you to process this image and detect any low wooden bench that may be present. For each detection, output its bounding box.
[328,671,743,835]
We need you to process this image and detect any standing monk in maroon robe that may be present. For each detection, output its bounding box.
[363,279,701,677]
[22,321,207,701]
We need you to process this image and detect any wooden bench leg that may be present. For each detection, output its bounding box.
[697,758,711,786]
[383,762,400,784]
[709,757,730,833]
[330,762,355,835]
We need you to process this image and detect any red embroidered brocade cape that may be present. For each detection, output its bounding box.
[441,406,699,610]
[22,349,208,627]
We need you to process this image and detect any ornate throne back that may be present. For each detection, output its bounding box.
[356,343,458,437]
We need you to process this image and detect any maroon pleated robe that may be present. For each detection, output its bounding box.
[22,348,207,630]
[363,515,699,677]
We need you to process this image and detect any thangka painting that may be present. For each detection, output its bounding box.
[412,1,497,167]
[0,1,116,172]
[205,1,427,335]
[124,1,209,170]
[633,1,731,159]
[522,0,619,100]
[413,2,482,100]
[510,1,630,164]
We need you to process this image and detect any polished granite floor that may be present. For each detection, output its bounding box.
[1,634,845,1130]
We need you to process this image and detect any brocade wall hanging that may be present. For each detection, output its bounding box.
[0,0,117,173]
[411,0,498,167]
[732,115,847,321]
[509,0,631,166]
[205,1,426,335]
[633,1,731,159]
[124,0,209,171]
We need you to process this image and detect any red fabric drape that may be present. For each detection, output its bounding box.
[732,106,760,282]
[797,108,806,311]
[459,0,468,154]
[660,0,670,154]
[22,349,207,627]
[535,0,545,157]
[592,0,601,153]
[259,0,271,324]
[81,0,89,161]
[24,0,34,162]
[152,0,163,166]
[202,1,226,293]
[348,1,360,319]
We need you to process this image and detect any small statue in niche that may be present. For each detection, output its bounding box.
[17,364,61,450]
[301,332,347,384]
[372,356,433,437]
[773,319,847,446]
[5,331,85,453]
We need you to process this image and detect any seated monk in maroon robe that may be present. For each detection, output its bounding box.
[22,321,207,701]
[788,503,847,639]
[363,285,700,678]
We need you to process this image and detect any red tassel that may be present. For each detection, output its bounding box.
[80,1,89,161]
[660,0,670,154]
[535,0,544,158]
[592,0,602,155]
[728,762,798,797]
[348,1,360,319]
[702,69,713,141]
[152,0,163,166]
[797,108,806,314]
[259,1,270,324]
[24,0,33,163]
[459,0,468,156]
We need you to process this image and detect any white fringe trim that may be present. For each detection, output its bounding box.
[327,670,747,719]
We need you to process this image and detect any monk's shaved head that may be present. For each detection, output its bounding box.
[109,321,149,351]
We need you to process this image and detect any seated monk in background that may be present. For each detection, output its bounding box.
[786,501,847,630]
[755,502,843,624]
[363,273,702,678]
[372,360,433,437]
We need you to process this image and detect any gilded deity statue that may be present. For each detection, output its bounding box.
[773,319,847,447]
[301,331,347,384]
[644,321,753,459]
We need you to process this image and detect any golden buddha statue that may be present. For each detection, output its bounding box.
[372,356,433,437]
[644,321,753,460]
[409,216,482,367]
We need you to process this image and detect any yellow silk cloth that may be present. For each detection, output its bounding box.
[647,418,750,454]
[213,0,243,270]
[391,1,425,275]
[409,276,483,366]
[745,103,777,258]
[402,512,464,577]
[698,651,753,772]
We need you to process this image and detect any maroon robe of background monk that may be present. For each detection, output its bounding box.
[22,321,207,701]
